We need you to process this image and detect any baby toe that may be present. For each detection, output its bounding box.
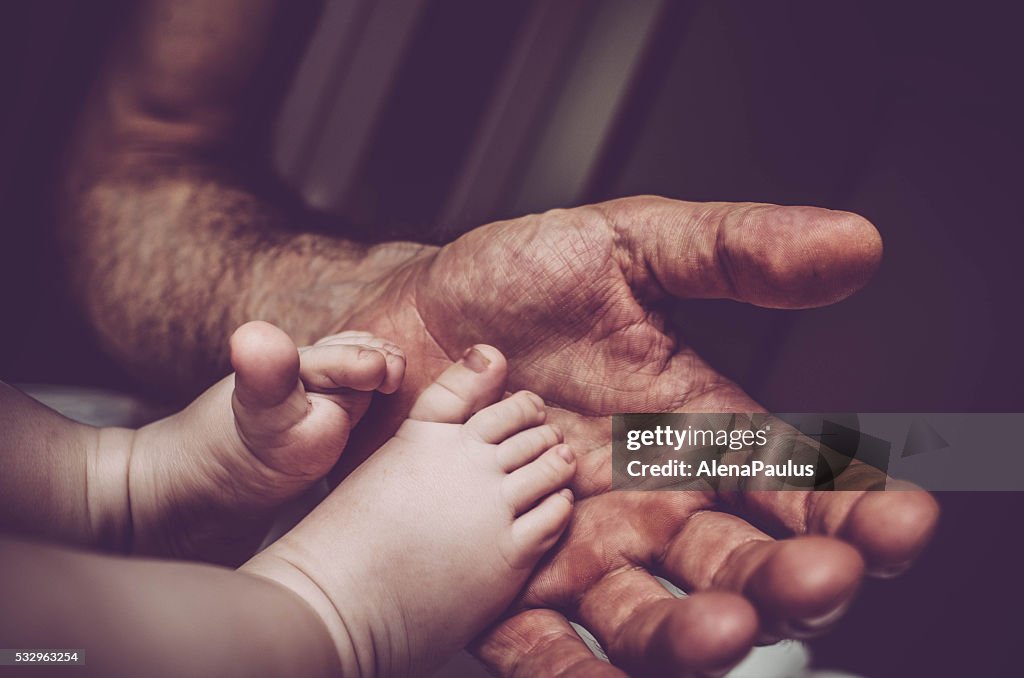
[406,345,507,424]
[504,489,573,569]
[466,390,546,444]
[502,444,575,515]
[299,344,390,393]
[312,330,376,346]
[495,424,563,472]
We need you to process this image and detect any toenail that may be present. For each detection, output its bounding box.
[559,488,574,503]
[556,445,575,464]
[462,347,490,372]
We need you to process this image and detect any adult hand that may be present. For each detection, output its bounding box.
[338,196,939,675]
[60,0,935,668]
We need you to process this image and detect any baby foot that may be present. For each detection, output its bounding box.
[127,321,405,564]
[242,345,576,677]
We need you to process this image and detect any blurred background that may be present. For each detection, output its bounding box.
[1,1,1022,675]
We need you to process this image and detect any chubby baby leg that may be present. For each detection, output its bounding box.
[244,345,575,677]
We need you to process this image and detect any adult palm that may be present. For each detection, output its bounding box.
[342,196,939,676]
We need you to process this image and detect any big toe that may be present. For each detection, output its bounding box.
[230,321,313,462]
[231,321,301,409]
[407,345,508,424]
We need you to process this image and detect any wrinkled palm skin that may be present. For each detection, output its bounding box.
[338,196,938,676]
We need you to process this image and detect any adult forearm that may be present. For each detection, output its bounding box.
[53,0,437,393]
[60,164,435,392]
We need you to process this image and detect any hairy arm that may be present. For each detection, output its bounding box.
[60,0,435,391]
[53,2,940,674]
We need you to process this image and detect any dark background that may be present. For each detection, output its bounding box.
[1,1,1022,675]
